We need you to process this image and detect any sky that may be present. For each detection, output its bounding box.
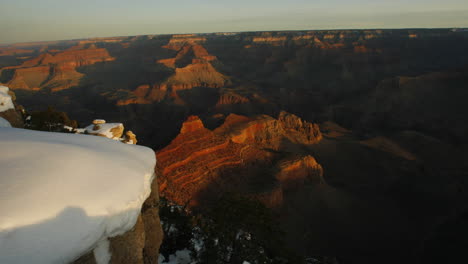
[1,0,467,44]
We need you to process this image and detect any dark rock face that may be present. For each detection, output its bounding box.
[361,71,468,143]
[0,108,23,127]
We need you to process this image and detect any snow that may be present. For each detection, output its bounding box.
[242,261,251,264]
[84,123,123,139]
[0,127,156,264]
[0,86,14,112]
[0,117,11,127]
[94,239,111,264]
[159,249,192,264]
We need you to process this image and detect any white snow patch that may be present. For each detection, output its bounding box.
[0,86,14,112]
[242,261,251,264]
[191,235,204,253]
[84,123,123,139]
[0,117,11,127]
[0,127,156,264]
[168,224,178,235]
[159,249,192,264]
[93,239,111,264]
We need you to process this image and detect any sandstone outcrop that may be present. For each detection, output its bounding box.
[157,115,273,206]
[278,111,323,144]
[214,111,322,149]
[157,112,323,208]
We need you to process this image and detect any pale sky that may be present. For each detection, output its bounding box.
[1,0,467,44]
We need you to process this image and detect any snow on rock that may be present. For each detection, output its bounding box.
[159,249,192,264]
[0,86,14,112]
[0,127,156,264]
[0,117,11,127]
[93,119,106,125]
[84,120,124,139]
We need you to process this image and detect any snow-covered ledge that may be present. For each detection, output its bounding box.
[0,127,156,264]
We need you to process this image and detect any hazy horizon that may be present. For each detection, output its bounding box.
[1,0,468,44]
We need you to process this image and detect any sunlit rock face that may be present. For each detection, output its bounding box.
[2,46,114,91]
[157,112,322,208]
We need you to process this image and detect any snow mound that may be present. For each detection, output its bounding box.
[0,117,11,127]
[0,86,14,112]
[0,127,156,264]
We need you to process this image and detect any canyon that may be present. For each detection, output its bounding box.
[1,29,468,263]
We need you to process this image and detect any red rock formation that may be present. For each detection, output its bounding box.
[164,63,227,90]
[252,36,287,45]
[157,115,271,206]
[121,42,227,105]
[278,111,322,144]
[276,155,324,190]
[215,92,250,107]
[2,46,114,91]
[157,112,323,208]
[163,35,207,50]
[214,111,322,149]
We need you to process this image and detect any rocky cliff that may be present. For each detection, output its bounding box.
[157,112,323,208]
